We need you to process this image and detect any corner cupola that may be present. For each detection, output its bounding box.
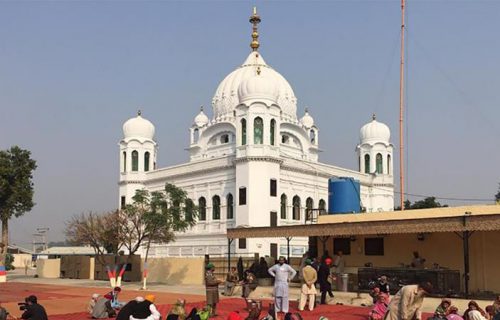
[122,110,155,140]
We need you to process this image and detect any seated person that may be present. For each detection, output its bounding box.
[467,310,487,320]
[241,270,258,299]
[428,298,452,320]
[130,294,161,320]
[446,306,464,320]
[224,267,240,296]
[185,308,200,320]
[0,301,11,320]
[87,294,99,315]
[463,301,488,320]
[92,296,116,319]
[377,276,390,294]
[169,299,187,320]
[105,286,124,309]
[368,292,390,320]
[116,297,144,320]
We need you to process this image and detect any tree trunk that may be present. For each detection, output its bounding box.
[1,217,8,266]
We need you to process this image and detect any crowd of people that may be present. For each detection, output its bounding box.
[425,297,500,320]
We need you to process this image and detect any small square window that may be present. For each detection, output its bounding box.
[333,238,351,255]
[270,179,277,197]
[239,187,247,205]
[365,237,384,256]
[239,238,247,249]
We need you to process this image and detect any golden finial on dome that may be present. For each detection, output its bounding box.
[249,6,261,52]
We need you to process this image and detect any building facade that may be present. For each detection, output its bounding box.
[118,10,394,258]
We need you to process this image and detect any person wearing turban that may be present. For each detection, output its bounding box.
[205,263,223,316]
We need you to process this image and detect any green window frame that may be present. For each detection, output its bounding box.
[364,154,370,174]
[254,117,263,144]
[132,150,139,172]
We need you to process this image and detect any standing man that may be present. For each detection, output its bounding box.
[318,257,334,304]
[384,282,433,320]
[332,250,345,290]
[205,263,223,317]
[411,251,426,269]
[224,267,239,296]
[268,256,297,314]
[299,259,317,311]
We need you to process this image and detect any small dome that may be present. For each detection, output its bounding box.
[360,115,390,143]
[194,107,209,127]
[237,71,279,103]
[123,111,155,140]
[300,108,314,128]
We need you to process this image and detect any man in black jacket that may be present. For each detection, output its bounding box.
[21,296,48,320]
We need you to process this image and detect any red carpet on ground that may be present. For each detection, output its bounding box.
[48,298,433,320]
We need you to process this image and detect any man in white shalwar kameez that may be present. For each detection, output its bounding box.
[384,282,433,320]
[268,256,297,313]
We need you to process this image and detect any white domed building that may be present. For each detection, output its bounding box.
[118,10,394,258]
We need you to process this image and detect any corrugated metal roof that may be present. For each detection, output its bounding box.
[39,246,97,255]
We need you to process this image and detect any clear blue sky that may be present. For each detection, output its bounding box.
[1,1,499,247]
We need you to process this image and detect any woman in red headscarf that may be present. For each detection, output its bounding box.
[317,257,334,304]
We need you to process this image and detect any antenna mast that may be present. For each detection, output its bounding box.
[399,0,406,210]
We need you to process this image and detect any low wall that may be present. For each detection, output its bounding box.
[12,254,32,269]
[144,257,205,285]
[37,259,61,278]
[60,256,94,279]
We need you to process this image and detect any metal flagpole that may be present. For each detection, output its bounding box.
[399,0,406,210]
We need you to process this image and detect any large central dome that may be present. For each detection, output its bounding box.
[212,51,297,121]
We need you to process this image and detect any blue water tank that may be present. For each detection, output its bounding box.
[328,177,361,214]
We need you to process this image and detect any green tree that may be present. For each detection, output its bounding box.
[5,253,14,270]
[395,197,448,210]
[409,197,447,209]
[122,183,197,289]
[0,146,37,266]
[122,183,198,257]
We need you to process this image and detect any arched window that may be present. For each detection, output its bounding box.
[280,194,287,219]
[387,154,391,175]
[198,197,206,221]
[306,197,314,222]
[193,128,199,144]
[122,151,127,172]
[282,135,289,144]
[241,119,247,145]
[376,153,383,174]
[132,150,139,172]
[364,154,370,174]
[319,199,326,215]
[270,119,276,146]
[310,130,316,143]
[144,152,150,172]
[254,117,263,144]
[185,198,195,222]
[293,195,301,220]
[220,134,229,144]
[226,194,234,219]
[212,195,220,220]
